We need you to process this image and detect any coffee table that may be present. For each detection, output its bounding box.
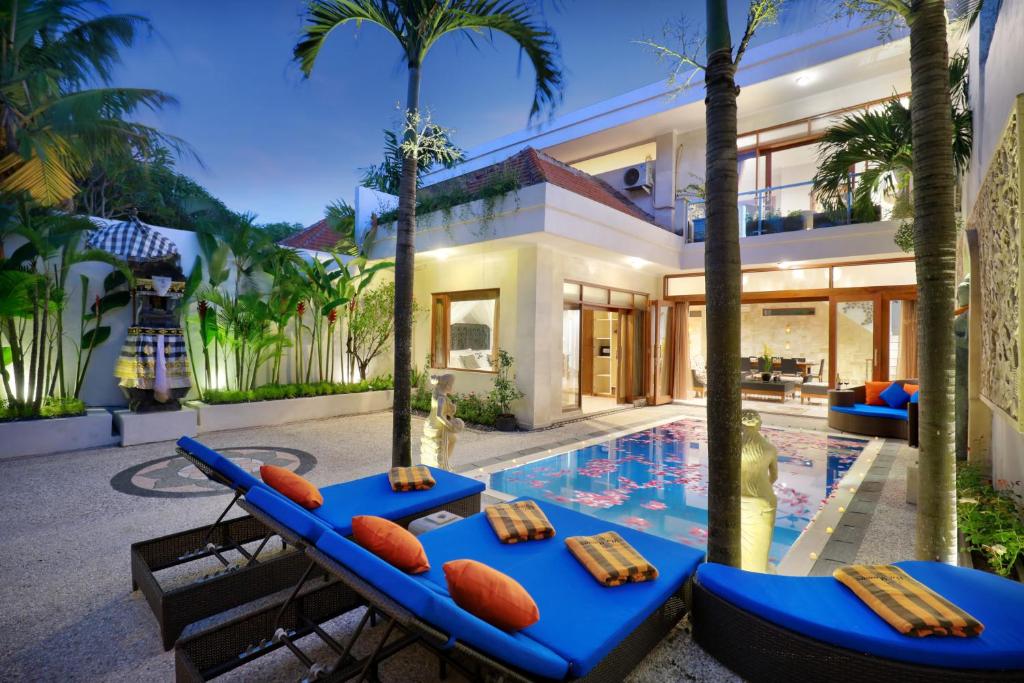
[740,379,796,402]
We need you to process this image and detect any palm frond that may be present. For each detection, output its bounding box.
[294,0,403,77]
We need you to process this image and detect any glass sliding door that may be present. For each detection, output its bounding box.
[646,301,674,405]
[887,299,918,380]
[834,299,876,386]
[561,304,581,411]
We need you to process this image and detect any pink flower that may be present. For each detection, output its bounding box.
[640,500,667,511]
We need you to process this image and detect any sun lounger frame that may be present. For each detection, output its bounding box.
[175,500,688,682]
[132,446,482,650]
[691,580,1024,683]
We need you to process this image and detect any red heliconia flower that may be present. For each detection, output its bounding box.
[197,299,209,320]
[296,301,306,316]
[327,308,338,326]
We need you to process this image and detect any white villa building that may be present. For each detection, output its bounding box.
[291,19,923,431]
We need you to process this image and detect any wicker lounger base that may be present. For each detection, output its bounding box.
[691,582,1023,683]
[134,493,482,650]
[171,493,481,679]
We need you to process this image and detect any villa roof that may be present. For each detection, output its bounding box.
[424,147,655,224]
[278,218,343,252]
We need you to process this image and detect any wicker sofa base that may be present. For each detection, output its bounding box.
[692,581,1023,683]
[827,408,908,439]
[134,493,482,651]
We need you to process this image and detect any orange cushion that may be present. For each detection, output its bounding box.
[865,381,891,407]
[352,516,429,574]
[444,559,539,631]
[903,383,919,396]
[260,465,323,509]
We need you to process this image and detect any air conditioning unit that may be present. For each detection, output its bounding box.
[622,161,654,192]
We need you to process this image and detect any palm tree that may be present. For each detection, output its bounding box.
[812,52,973,242]
[0,0,188,206]
[295,0,562,467]
[700,0,781,566]
[840,0,966,564]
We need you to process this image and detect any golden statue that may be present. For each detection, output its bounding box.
[740,409,778,572]
[419,374,464,471]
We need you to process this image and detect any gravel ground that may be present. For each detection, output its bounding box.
[0,404,914,682]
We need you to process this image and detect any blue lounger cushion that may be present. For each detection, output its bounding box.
[418,497,704,677]
[830,404,908,421]
[697,560,1024,670]
[177,436,261,491]
[309,468,484,536]
[315,529,570,680]
[246,485,332,544]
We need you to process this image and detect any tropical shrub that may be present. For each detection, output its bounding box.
[957,464,1024,578]
[202,375,393,405]
[1,396,85,421]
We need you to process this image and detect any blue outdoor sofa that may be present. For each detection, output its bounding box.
[131,436,484,649]
[828,379,919,446]
[692,561,1024,682]
[175,491,705,682]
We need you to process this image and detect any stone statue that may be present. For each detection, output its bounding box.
[954,275,970,461]
[739,409,778,572]
[419,374,464,471]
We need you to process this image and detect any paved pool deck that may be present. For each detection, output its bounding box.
[0,403,917,681]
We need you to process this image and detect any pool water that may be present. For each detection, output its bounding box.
[489,418,869,565]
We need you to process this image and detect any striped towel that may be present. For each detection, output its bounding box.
[388,466,436,492]
[566,531,658,587]
[485,500,556,543]
[833,565,984,637]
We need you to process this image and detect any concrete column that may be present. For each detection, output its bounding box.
[653,131,679,231]
[513,244,562,429]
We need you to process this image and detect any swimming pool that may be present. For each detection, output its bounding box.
[489,418,870,567]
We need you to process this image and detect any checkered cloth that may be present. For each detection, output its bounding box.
[485,500,556,544]
[87,218,178,260]
[565,531,658,587]
[388,465,436,492]
[114,327,191,390]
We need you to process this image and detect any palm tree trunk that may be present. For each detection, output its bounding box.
[392,64,421,468]
[909,0,957,563]
[703,0,742,567]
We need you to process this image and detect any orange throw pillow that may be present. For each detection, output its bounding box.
[352,516,430,574]
[864,381,891,406]
[903,383,919,396]
[444,559,539,631]
[260,465,323,509]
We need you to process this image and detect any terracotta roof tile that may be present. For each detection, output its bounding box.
[278,218,344,252]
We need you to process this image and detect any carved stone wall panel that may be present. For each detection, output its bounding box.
[971,99,1023,422]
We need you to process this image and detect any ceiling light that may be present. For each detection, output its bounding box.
[794,72,814,87]
[433,249,451,261]
[626,257,647,269]
[777,260,793,270]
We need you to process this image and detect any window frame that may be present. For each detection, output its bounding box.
[430,288,501,374]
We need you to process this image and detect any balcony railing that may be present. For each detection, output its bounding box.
[678,176,882,244]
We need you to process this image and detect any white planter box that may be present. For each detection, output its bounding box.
[192,390,393,434]
[0,408,117,459]
[114,407,198,447]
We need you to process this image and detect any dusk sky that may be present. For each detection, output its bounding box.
[106,1,837,227]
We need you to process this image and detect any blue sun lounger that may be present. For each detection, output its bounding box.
[692,561,1024,682]
[132,436,484,649]
[176,494,705,681]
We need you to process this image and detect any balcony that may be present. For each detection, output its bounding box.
[678,176,882,243]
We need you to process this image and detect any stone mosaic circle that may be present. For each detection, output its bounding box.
[111,446,316,498]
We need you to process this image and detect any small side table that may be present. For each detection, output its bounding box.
[828,388,855,408]
[408,510,463,536]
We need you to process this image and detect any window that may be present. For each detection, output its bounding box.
[430,290,499,372]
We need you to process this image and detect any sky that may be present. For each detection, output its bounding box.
[105,0,840,227]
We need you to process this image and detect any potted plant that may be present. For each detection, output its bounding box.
[489,349,524,432]
[759,345,773,382]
